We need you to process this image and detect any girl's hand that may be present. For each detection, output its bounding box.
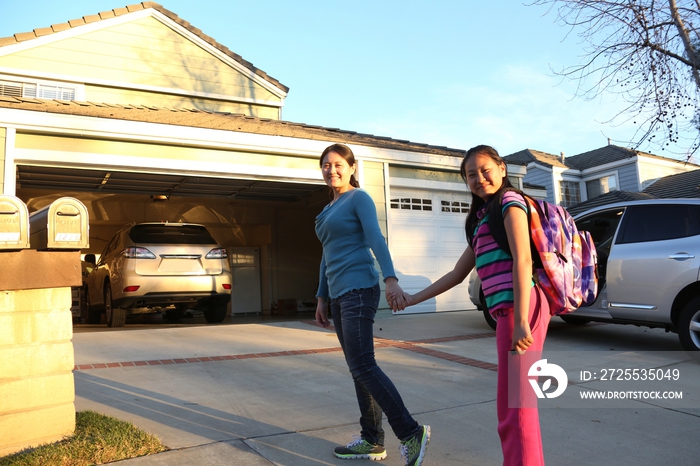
[315,299,330,328]
[511,321,533,353]
[385,278,407,311]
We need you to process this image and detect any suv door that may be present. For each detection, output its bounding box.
[606,204,700,323]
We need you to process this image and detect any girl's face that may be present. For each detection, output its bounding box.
[321,151,356,195]
[463,152,506,201]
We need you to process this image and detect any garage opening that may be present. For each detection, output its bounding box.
[16,164,329,323]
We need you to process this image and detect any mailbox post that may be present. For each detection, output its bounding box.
[29,197,89,250]
[0,195,30,250]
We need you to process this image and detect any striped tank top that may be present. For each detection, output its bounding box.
[473,191,532,318]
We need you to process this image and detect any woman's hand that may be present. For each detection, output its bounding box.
[315,298,330,328]
[385,278,407,311]
[511,321,533,353]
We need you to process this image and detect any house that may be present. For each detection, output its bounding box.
[505,144,700,208]
[566,168,700,216]
[0,2,522,314]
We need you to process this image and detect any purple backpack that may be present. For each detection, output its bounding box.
[488,189,598,315]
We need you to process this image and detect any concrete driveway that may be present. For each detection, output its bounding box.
[72,309,700,465]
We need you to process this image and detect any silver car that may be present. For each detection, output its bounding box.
[84,222,232,327]
[469,199,700,352]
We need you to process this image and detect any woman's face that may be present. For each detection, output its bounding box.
[321,151,355,195]
[463,152,506,200]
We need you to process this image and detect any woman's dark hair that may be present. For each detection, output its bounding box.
[461,145,514,246]
[320,143,360,190]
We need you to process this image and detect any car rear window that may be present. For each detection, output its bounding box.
[616,204,700,244]
[128,225,218,245]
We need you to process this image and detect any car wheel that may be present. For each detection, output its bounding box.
[678,296,700,352]
[105,285,126,328]
[480,288,497,330]
[203,301,227,323]
[560,315,591,325]
[85,287,101,324]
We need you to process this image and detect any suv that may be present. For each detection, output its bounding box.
[84,223,232,327]
[469,199,700,352]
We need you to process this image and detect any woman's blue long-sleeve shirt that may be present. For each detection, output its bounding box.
[315,188,396,300]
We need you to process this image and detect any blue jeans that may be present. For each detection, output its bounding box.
[330,283,420,445]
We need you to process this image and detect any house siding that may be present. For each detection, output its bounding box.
[524,167,553,200]
[0,127,5,194]
[0,17,281,113]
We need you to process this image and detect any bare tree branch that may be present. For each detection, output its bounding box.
[531,0,700,158]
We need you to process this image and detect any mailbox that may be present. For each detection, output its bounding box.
[29,197,89,250]
[0,195,30,250]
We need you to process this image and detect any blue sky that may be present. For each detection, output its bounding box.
[1,1,694,159]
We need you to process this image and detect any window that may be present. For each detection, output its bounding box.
[586,175,618,199]
[390,198,432,211]
[559,181,581,207]
[0,79,76,101]
[616,204,700,244]
[128,224,217,245]
[441,200,469,213]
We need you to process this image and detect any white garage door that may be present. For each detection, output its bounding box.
[389,188,476,314]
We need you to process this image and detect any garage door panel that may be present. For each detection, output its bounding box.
[390,188,473,314]
[440,225,466,244]
[391,224,436,244]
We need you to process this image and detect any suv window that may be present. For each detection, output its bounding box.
[616,204,700,244]
[129,225,217,245]
[575,208,624,258]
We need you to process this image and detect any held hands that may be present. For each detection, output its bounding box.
[385,278,412,311]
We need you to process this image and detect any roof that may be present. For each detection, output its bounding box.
[642,169,700,199]
[563,144,698,170]
[0,97,466,156]
[567,190,656,216]
[503,149,568,169]
[0,2,289,94]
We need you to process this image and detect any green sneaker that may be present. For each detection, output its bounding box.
[334,435,387,461]
[399,425,430,466]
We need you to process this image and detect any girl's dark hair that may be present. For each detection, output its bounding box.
[461,145,514,246]
[320,143,360,192]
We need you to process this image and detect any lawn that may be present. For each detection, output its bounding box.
[0,411,166,465]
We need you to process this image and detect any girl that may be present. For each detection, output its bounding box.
[314,143,430,466]
[398,144,550,466]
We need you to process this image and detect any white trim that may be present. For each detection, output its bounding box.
[389,177,468,193]
[0,107,466,170]
[3,127,16,195]
[0,68,282,107]
[383,162,392,248]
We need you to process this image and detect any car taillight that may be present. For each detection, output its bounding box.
[121,247,156,259]
[222,284,231,290]
[205,248,228,259]
[123,285,140,292]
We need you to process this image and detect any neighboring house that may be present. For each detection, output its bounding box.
[505,144,700,208]
[565,169,700,216]
[0,2,524,314]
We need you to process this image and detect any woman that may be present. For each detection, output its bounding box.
[398,145,550,465]
[315,143,430,466]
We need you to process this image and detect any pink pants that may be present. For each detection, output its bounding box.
[496,285,550,466]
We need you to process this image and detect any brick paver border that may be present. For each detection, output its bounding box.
[73,329,497,372]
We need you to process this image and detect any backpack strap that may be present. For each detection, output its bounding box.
[487,188,541,268]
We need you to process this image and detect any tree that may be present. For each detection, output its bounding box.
[532,0,700,158]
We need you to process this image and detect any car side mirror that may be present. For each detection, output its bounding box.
[84,253,96,265]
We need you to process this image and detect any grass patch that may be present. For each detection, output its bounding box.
[0,411,167,466]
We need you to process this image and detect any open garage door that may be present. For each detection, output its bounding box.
[15,164,328,320]
[389,188,475,314]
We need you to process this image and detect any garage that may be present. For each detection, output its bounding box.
[388,170,474,314]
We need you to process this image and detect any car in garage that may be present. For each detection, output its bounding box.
[84,222,232,327]
[469,199,700,352]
